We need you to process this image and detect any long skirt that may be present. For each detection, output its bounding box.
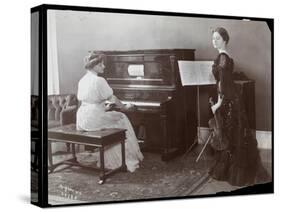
[209,96,269,186]
[76,105,143,172]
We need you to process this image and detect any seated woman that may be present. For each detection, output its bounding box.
[76,52,144,172]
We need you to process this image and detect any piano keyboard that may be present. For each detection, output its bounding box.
[121,100,161,107]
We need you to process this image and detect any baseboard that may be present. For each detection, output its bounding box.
[256,130,272,150]
[197,127,272,150]
[196,127,212,145]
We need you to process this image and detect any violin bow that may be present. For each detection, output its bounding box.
[195,131,213,162]
[195,97,215,162]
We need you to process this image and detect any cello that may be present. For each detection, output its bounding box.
[208,95,229,151]
[196,95,229,162]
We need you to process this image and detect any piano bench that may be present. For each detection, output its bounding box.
[48,124,127,184]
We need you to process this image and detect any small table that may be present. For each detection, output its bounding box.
[48,124,127,184]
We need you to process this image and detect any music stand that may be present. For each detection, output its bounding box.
[195,85,204,143]
[178,61,216,156]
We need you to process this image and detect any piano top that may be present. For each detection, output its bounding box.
[96,49,195,56]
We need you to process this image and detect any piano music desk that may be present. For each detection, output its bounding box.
[48,124,127,184]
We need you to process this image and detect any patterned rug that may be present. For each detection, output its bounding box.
[48,149,211,205]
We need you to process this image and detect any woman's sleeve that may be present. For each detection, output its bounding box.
[77,79,85,101]
[212,63,220,81]
[218,54,228,96]
[97,77,113,101]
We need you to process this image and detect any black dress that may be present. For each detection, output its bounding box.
[209,52,268,186]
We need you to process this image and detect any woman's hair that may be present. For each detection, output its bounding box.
[84,51,106,70]
[213,27,230,44]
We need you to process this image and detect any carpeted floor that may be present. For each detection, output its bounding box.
[47,145,272,205]
[48,149,211,205]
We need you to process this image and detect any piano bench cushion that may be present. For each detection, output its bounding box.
[48,124,127,183]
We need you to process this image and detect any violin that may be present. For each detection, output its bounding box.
[208,96,229,151]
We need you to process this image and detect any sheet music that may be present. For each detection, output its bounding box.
[128,64,144,77]
[178,61,216,86]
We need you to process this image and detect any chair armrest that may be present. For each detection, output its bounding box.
[48,107,56,120]
[60,105,78,125]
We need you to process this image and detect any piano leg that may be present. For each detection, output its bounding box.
[160,114,180,161]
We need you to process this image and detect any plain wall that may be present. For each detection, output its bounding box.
[52,10,271,131]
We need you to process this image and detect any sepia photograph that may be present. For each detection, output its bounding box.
[30,4,273,207]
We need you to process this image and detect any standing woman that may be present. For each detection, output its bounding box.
[209,27,268,186]
[76,52,144,172]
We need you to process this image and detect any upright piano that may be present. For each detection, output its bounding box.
[100,49,197,161]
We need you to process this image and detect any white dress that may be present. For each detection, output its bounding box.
[76,71,144,172]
